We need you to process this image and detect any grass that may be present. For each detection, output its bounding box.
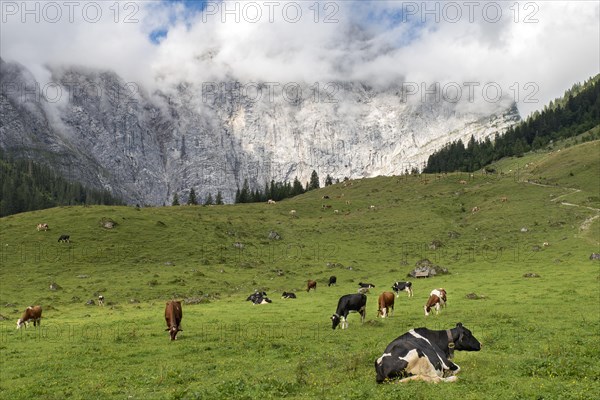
[1,140,599,399]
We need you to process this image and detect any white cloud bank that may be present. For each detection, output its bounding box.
[1,0,598,117]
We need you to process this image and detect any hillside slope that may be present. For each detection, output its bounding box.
[0,141,598,399]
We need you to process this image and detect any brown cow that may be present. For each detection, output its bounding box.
[165,301,183,340]
[307,280,317,292]
[424,288,447,316]
[377,292,395,318]
[16,305,42,329]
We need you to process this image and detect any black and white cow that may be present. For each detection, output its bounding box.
[331,294,367,330]
[392,281,413,298]
[246,291,267,302]
[58,235,70,243]
[328,276,337,287]
[281,292,297,299]
[358,282,375,289]
[375,323,481,383]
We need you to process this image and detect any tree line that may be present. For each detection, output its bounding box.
[0,151,123,217]
[424,75,600,173]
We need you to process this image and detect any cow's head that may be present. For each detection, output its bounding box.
[331,314,341,330]
[16,319,24,330]
[454,323,481,351]
[166,325,182,340]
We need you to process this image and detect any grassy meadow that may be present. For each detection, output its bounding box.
[1,141,599,399]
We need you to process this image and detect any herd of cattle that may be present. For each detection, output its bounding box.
[23,223,480,383]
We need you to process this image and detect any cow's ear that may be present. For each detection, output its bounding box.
[165,328,170,331]
[456,322,463,328]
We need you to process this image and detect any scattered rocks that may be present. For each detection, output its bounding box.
[326,262,344,268]
[233,242,244,249]
[0,314,8,320]
[520,227,528,233]
[71,296,81,303]
[164,261,174,266]
[429,240,443,250]
[49,282,62,291]
[408,259,450,278]
[523,273,540,278]
[129,299,140,304]
[99,218,117,229]
[590,253,600,261]
[85,299,95,306]
[465,293,486,300]
[268,231,281,240]
[447,231,461,239]
[77,274,89,279]
[5,303,16,308]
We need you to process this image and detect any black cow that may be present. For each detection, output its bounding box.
[281,292,297,299]
[58,235,70,243]
[375,323,481,383]
[359,282,375,288]
[328,276,337,287]
[331,294,367,330]
[392,281,413,298]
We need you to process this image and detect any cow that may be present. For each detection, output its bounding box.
[375,323,481,383]
[424,288,447,316]
[331,294,367,330]
[16,306,42,329]
[36,223,49,231]
[471,206,480,214]
[328,276,337,287]
[307,280,317,292]
[322,195,330,199]
[459,180,467,185]
[392,281,413,298]
[251,293,272,304]
[359,282,375,289]
[281,292,296,299]
[267,199,276,204]
[377,292,395,318]
[334,209,339,214]
[58,235,70,243]
[289,210,297,217]
[98,295,105,306]
[164,300,183,340]
[246,291,267,302]
[369,205,376,210]
[500,196,508,203]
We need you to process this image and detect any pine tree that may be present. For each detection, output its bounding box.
[172,193,180,206]
[308,170,320,190]
[204,192,214,205]
[324,174,333,186]
[188,188,198,205]
[215,191,224,205]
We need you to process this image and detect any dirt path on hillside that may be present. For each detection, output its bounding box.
[522,180,599,231]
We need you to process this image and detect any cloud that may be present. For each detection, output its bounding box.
[1,0,598,117]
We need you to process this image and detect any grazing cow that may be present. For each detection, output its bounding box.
[322,204,332,209]
[289,210,297,217]
[98,295,105,306]
[267,199,276,204]
[16,306,42,329]
[164,300,183,340]
[307,280,317,292]
[331,294,367,330]
[281,292,297,299]
[36,223,49,231]
[392,281,413,298]
[424,288,447,316]
[377,292,395,318]
[58,235,70,243]
[375,323,481,383]
[500,196,508,203]
[471,206,480,214]
[328,276,337,287]
[322,195,330,199]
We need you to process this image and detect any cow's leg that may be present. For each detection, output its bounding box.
[360,306,366,323]
[424,305,429,316]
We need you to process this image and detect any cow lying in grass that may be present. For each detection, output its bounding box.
[375,323,481,383]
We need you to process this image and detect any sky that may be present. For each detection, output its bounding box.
[1,0,599,118]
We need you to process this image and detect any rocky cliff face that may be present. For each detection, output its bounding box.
[0,59,520,205]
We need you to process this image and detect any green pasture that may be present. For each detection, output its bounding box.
[1,141,598,399]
